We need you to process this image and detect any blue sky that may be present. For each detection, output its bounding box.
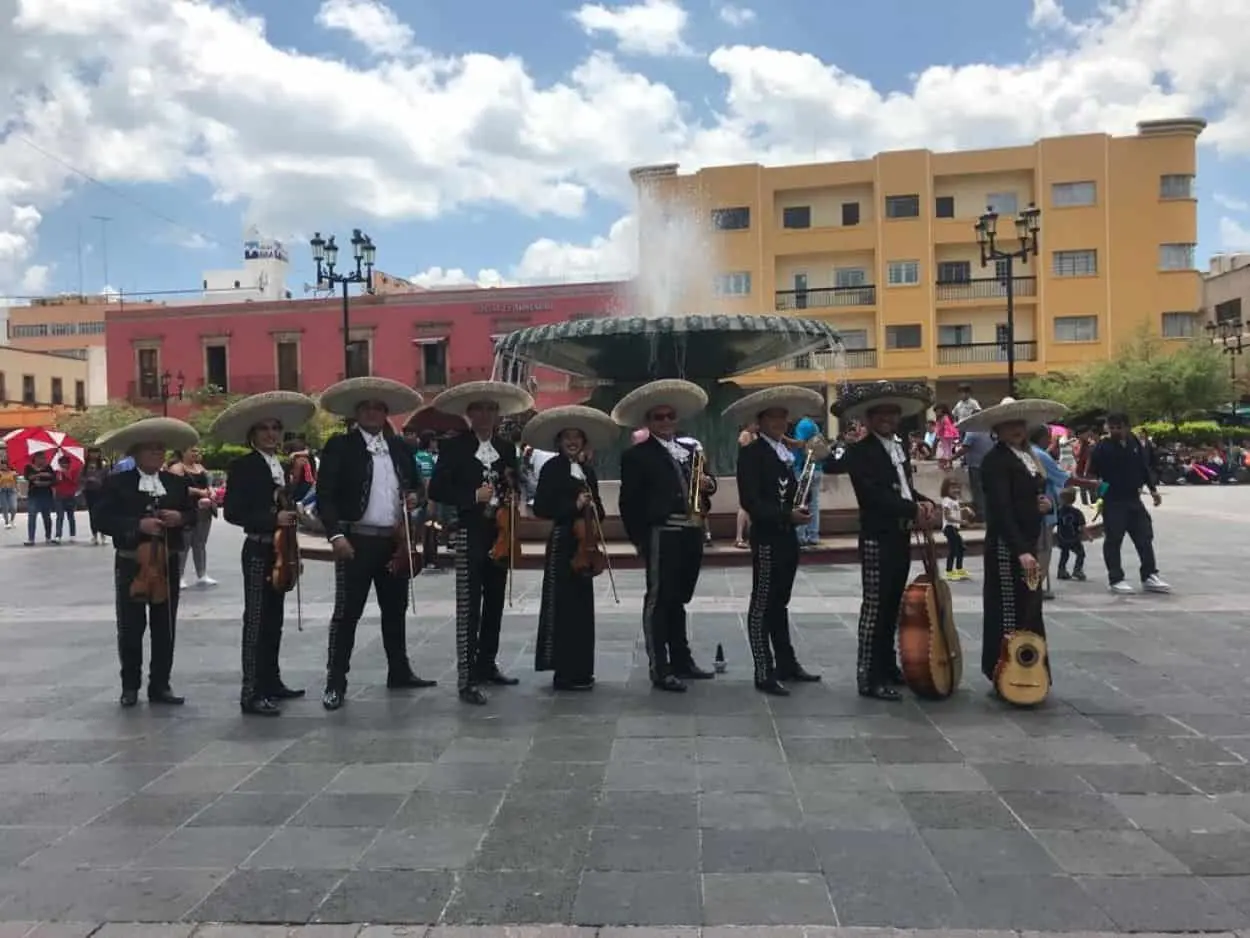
[2,0,1249,302]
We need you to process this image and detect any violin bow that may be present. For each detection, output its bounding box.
[401,490,417,615]
[588,486,619,604]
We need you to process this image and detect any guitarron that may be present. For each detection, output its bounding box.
[898,525,962,699]
[993,563,1049,706]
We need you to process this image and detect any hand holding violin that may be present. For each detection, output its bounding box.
[475,483,494,504]
[139,517,165,537]
[158,509,184,527]
[576,490,591,510]
[276,510,298,527]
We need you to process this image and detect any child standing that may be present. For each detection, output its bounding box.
[1055,487,1087,581]
[940,477,970,580]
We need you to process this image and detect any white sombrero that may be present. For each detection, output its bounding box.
[319,377,424,418]
[722,386,825,425]
[832,380,933,422]
[429,380,534,418]
[521,405,619,452]
[957,397,1068,433]
[103,417,199,456]
[209,391,317,445]
[611,379,708,428]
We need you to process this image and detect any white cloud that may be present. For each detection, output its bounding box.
[572,0,691,56]
[1215,192,1250,213]
[717,4,755,27]
[19,264,50,294]
[314,0,414,56]
[4,0,1250,290]
[1219,216,1250,251]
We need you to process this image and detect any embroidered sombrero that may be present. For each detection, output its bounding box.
[428,380,534,418]
[610,379,708,428]
[209,391,317,445]
[957,397,1067,433]
[520,405,619,452]
[102,417,199,455]
[832,380,933,422]
[722,386,825,425]
[319,377,424,418]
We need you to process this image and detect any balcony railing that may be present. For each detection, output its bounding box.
[778,348,878,371]
[935,276,1037,301]
[775,285,877,311]
[128,375,304,403]
[937,341,1038,365]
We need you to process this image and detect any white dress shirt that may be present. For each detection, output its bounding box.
[762,434,795,466]
[260,451,284,485]
[358,429,400,527]
[875,432,913,500]
[137,470,166,498]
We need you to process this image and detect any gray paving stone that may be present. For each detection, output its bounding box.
[586,826,700,871]
[572,871,701,925]
[1033,829,1190,875]
[359,826,485,870]
[998,791,1133,830]
[898,792,1020,830]
[445,871,576,924]
[823,869,966,928]
[325,763,433,794]
[1109,793,1250,831]
[973,763,1092,792]
[289,793,406,828]
[797,791,913,831]
[946,873,1115,930]
[316,870,453,924]
[920,829,1062,875]
[700,828,819,872]
[389,792,504,829]
[1075,763,1193,794]
[699,793,803,829]
[1077,875,1249,931]
[187,793,312,828]
[1147,830,1250,875]
[703,872,836,925]
[190,869,344,923]
[594,793,699,829]
[242,826,377,870]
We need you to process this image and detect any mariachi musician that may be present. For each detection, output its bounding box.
[316,377,435,711]
[214,391,318,716]
[93,417,200,708]
[428,380,535,705]
[525,405,617,691]
[956,397,1066,692]
[834,381,938,701]
[727,386,827,696]
[615,379,717,692]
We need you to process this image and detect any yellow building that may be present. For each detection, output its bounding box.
[631,118,1205,402]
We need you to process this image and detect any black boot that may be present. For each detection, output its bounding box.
[119,689,139,708]
[322,687,345,711]
[459,686,488,705]
[241,697,282,717]
[148,688,185,706]
[777,664,821,683]
[652,675,687,693]
[755,677,790,696]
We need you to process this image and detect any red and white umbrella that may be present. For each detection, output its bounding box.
[5,428,85,470]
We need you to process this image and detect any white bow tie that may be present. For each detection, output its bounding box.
[138,471,166,498]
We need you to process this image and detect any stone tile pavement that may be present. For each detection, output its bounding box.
[0,487,1246,933]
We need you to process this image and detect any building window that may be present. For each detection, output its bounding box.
[345,340,371,378]
[74,380,86,408]
[421,340,448,386]
[884,194,920,219]
[886,325,922,349]
[1054,315,1099,342]
[839,329,869,350]
[986,192,1018,216]
[50,378,63,406]
[1052,181,1096,207]
[1161,312,1198,338]
[841,202,860,226]
[834,267,867,288]
[276,341,300,391]
[1160,174,1195,199]
[22,375,35,404]
[1215,298,1242,324]
[886,260,920,286]
[782,206,811,229]
[713,272,752,296]
[205,345,229,393]
[1053,249,1097,277]
[936,261,971,283]
[938,324,972,346]
[1159,243,1196,271]
[710,207,750,230]
[0,372,5,402]
[935,196,955,219]
[136,348,160,398]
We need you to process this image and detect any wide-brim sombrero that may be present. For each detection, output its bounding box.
[209,391,317,445]
[103,417,199,456]
[611,379,708,428]
[429,380,534,418]
[957,397,1068,434]
[722,386,825,425]
[319,377,424,418]
[833,380,933,422]
[521,405,619,452]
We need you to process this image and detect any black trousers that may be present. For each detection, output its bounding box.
[855,530,911,686]
[1101,498,1158,585]
[746,531,800,683]
[325,533,412,692]
[454,526,509,690]
[943,526,965,572]
[640,523,704,683]
[1057,541,1085,573]
[114,552,181,693]
[240,539,288,704]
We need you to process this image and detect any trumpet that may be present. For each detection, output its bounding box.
[794,434,829,509]
[688,446,706,519]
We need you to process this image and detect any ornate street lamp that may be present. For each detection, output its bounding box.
[155,369,185,417]
[1206,318,1245,410]
[310,228,377,380]
[974,203,1041,397]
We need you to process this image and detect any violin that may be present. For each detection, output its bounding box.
[130,505,170,604]
[571,483,607,578]
[388,495,423,579]
[270,486,301,594]
[488,468,521,566]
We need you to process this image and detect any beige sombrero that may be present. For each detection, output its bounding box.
[722,386,825,425]
[521,405,619,452]
[429,380,534,418]
[209,391,317,445]
[611,379,708,428]
[833,380,933,422]
[957,396,1067,434]
[319,377,424,418]
[104,417,199,455]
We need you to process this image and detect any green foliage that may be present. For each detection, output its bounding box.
[54,401,156,445]
[199,443,251,470]
[1017,328,1232,424]
[1134,420,1224,446]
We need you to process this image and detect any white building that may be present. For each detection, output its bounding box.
[196,226,292,304]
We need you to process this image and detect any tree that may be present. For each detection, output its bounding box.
[1018,327,1232,424]
[55,401,156,445]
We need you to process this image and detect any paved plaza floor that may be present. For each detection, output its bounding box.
[0,486,1247,936]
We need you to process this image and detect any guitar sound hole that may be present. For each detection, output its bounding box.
[1015,645,1039,667]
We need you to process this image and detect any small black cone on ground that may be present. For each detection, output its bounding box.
[714,643,727,673]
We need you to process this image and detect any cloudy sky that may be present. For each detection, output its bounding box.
[2,0,1249,300]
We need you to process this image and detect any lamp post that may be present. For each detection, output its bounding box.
[974,203,1041,398]
[1205,318,1245,410]
[156,369,185,417]
[310,229,376,380]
